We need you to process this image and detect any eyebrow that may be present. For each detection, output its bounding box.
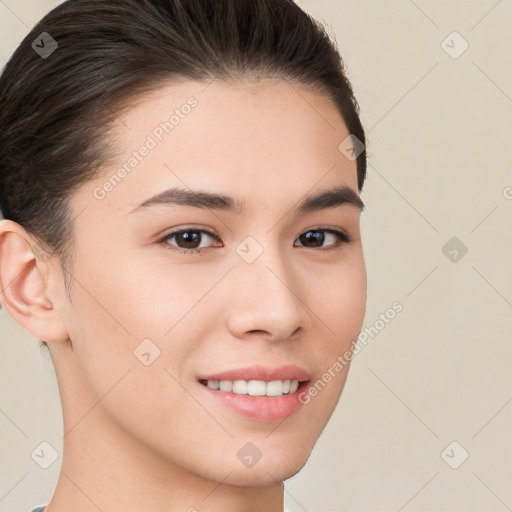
[129,185,364,216]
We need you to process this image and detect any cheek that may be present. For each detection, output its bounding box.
[300,253,365,409]
[95,248,227,338]
[315,254,366,347]
[63,251,216,404]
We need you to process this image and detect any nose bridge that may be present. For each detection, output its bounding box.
[227,237,309,340]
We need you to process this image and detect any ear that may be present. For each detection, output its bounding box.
[0,219,69,344]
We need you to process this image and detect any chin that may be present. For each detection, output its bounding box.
[220,457,311,487]
[224,437,317,486]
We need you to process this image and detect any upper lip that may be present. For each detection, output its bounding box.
[198,365,310,382]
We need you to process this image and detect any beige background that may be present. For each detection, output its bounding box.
[1,1,511,511]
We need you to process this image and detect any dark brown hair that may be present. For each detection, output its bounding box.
[0,0,367,272]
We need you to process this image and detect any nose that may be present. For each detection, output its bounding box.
[226,247,311,343]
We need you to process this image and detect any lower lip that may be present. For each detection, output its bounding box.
[199,381,310,421]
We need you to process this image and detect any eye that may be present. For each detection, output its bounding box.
[294,228,351,250]
[158,228,221,254]
[158,226,351,255]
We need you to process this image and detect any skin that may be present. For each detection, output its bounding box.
[0,78,366,512]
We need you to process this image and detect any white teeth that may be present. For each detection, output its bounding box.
[219,380,233,392]
[204,379,301,397]
[266,380,284,396]
[247,380,266,396]
[233,380,248,394]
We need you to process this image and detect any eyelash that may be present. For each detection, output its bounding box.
[157,226,352,255]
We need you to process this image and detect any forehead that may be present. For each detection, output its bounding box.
[78,78,358,217]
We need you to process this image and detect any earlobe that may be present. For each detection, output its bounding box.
[0,219,69,344]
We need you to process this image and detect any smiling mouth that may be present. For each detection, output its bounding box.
[198,379,307,397]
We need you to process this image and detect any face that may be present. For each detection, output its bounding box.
[52,78,366,485]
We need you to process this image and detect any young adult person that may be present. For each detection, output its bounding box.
[0,1,368,510]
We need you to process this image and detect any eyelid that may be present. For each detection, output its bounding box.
[158,226,217,238]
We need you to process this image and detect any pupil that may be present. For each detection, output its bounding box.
[301,231,324,247]
[178,231,200,248]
